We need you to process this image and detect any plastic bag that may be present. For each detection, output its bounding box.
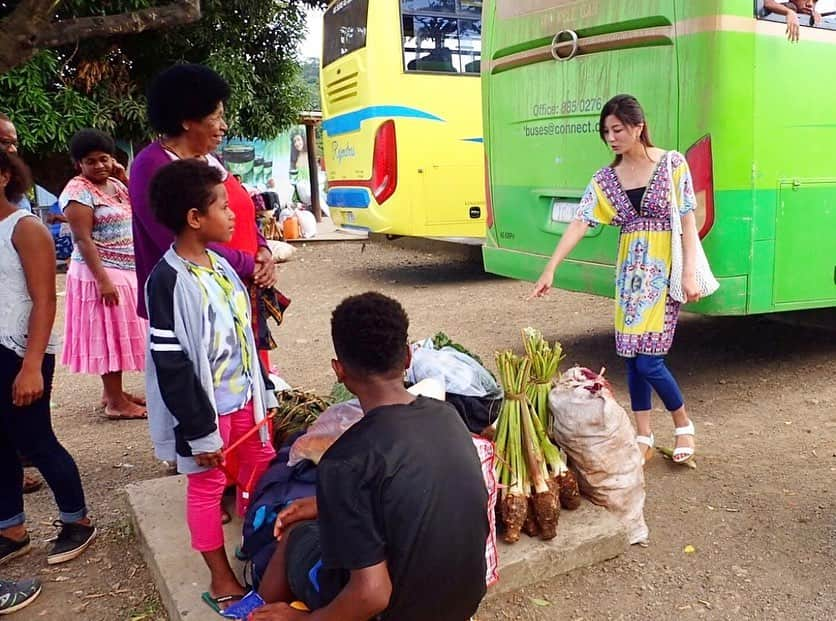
[407,339,502,399]
[267,240,296,262]
[548,366,649,544]
[288,400,364,466]
[287,378,446,466]
[297,210,317,238]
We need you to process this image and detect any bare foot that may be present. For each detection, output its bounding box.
[101,392,146,407]
[104,397,147,420]
[674,432,695,452]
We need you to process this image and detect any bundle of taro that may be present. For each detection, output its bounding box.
[494,351,561,543]
[270,389,330,449]
[523,328,581,512]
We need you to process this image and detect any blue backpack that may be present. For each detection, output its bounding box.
[240,441,317,590]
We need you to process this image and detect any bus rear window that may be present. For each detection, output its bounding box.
[401,0,482,74]
[323,0,370,67]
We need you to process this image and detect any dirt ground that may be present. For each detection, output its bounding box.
[6,238,835,620]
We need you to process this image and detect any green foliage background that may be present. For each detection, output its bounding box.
[0,0,327,155]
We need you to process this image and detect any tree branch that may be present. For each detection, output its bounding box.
[39,0,202,49]
[0,0,202,75]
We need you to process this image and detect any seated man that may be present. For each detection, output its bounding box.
[764,0,822,41]
[253,292,489,621]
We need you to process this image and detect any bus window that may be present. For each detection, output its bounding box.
[757,0,836,32]
[401,1,482,74]
[323,0,370,67]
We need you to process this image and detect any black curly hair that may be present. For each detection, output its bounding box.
[0,149,32,204]
[331,292,410,376]
[149,159,224,233]
[69,128,115,162]
[147,64,231,136]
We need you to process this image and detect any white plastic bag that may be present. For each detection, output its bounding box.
[548,366,649,544]
[407,339,502,399]
[297,210,317,238]
[267,240,296,262]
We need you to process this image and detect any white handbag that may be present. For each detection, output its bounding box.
[667,152,719,303]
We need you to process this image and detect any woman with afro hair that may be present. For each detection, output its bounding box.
[128,64,278,366]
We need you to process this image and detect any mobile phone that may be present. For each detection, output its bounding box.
[220,590,266,619]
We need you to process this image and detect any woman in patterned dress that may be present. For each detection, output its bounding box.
[59,129,147,420]
[530,94,699,464]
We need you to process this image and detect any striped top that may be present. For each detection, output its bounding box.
[59,176,135,271]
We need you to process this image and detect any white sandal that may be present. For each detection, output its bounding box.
[636,432,654,465]
[673,421,695,463]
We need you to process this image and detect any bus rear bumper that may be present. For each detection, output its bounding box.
[482,245,749,316]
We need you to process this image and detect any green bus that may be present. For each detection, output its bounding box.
[481,0,836,315]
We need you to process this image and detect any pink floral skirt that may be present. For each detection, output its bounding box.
[61,260,146,375]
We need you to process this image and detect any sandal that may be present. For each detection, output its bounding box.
[201,592,244,615]
[673,421,696,464]
[636,432,654,465]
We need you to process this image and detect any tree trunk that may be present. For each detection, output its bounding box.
[0,0,202,75]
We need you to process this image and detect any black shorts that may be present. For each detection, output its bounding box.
[285,521,341,610]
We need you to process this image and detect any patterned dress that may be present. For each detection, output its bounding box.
[59,175,146,374]
[576,151,696,357]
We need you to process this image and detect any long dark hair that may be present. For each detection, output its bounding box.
[599,94,654,166]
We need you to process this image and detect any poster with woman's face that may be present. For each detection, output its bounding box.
[218,125,311,190]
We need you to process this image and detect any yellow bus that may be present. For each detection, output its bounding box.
[321,0,487,242]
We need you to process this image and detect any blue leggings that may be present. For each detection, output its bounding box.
[625,355,684,413]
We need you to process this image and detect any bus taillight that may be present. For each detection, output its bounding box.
[484,153,494,229]
[372,120,398,205]
[685,135,715,238]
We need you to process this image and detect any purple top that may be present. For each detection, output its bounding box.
[129,141,267,318]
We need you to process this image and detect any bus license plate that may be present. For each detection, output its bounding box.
[341,211,355,224]
[551,200,579,223]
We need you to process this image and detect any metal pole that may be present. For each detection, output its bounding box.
[305,122,322,222]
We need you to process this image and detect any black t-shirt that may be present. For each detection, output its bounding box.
[316,396,489,621]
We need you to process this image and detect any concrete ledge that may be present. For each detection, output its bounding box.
[127,476,627,620]
[126,476,245,621]
[485,501,628,600]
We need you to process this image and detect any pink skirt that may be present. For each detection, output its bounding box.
[61,260,147,375]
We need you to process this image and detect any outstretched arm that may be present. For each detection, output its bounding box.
[764,0,802,41]
[529,219,590,299]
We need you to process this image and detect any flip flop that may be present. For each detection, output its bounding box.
[104,406,147,420]
[201,592,244,615]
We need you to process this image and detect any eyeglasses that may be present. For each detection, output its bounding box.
[0,138,18,150]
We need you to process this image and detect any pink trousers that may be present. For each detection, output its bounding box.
[186,401,275,552]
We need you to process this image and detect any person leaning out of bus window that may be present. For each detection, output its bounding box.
[764,0,822,41]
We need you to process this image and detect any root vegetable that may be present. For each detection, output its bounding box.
[534,489,560,540]
[522,497,540,537]
[558,470,582,510]
[501,490,528,543]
